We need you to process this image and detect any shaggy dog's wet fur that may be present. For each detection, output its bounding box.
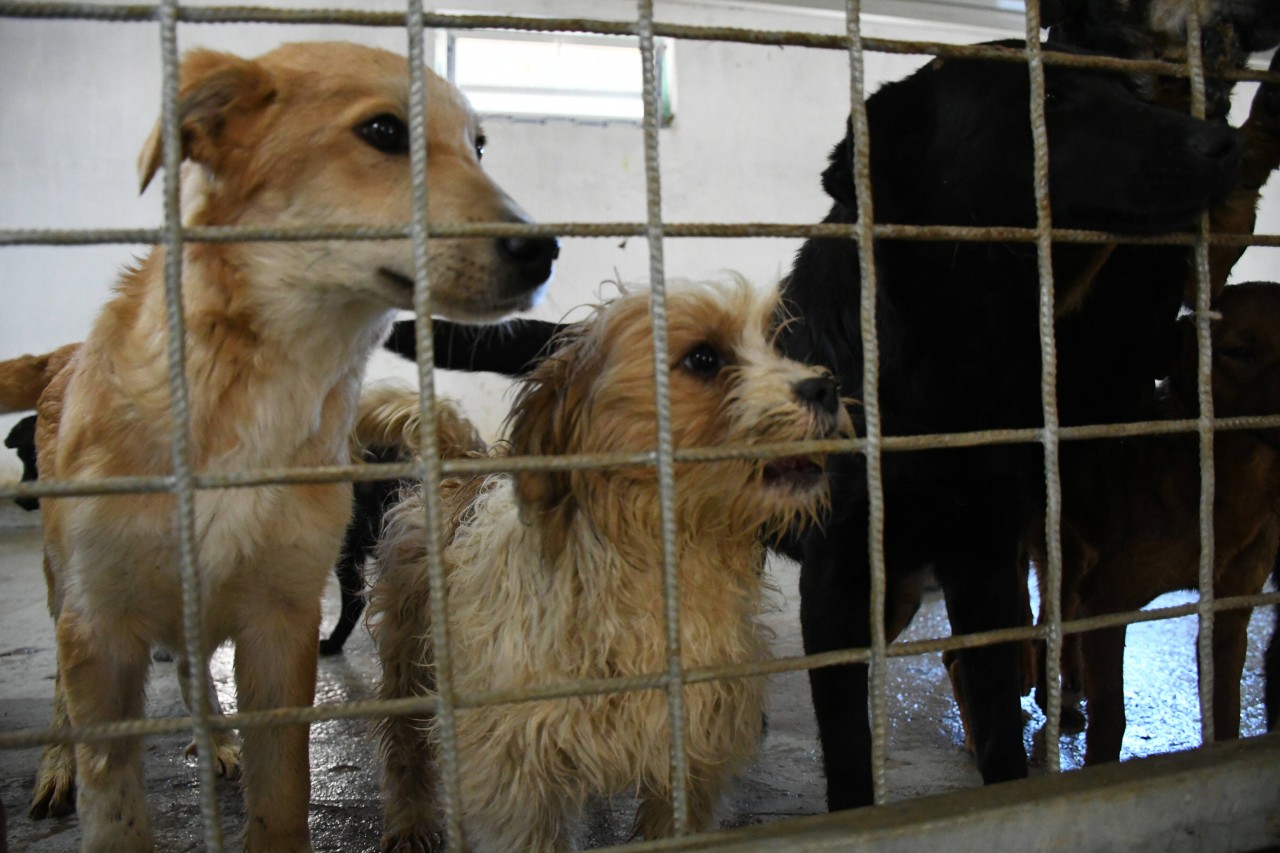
[368,281,851,851]
[778,44,1242,810]
[0,40,555,851]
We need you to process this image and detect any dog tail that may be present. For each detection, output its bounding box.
[352,384,485,461]
[0,343,80,414]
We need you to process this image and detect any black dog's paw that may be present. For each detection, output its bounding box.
[318,636,344,657]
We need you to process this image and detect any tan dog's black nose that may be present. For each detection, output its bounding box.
[499,235,560,287]
[794,375,840,417]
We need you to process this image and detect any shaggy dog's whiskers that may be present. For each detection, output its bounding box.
[369,280,851,852]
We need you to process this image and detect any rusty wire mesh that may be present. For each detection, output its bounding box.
[0,0,1278,849]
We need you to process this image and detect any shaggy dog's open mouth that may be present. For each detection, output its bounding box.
[763,455,825,490]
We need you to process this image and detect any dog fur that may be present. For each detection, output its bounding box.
[945,44,1280,758]
[779,43,1241,810]
[368,280,851,851]
[1027,281,1280,762]
[318,385,485,656]
[5,40,555,851]
[6,415,40,511]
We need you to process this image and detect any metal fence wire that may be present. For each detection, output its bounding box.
[1,0,1279,850]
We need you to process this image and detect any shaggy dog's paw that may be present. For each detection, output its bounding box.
[30,744,76,818]
[381,829,444,852]
[183,733,243,779]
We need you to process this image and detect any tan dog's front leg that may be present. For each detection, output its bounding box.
[57,610,153,852]
[30,659,77,818]
[177,656,242,779]
[233,599,319,853]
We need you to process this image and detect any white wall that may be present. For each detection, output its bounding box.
[1,0,1276,477]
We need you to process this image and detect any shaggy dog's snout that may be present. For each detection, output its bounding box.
[793,375,841,419]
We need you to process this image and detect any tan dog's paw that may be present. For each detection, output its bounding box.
[183,732,243,779]
[381,829,444,853]
[30,743,77,818]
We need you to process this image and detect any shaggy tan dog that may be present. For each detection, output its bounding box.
[368,280,853,851]
[5,40,555,852]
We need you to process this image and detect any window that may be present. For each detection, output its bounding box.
[436,29,676,125]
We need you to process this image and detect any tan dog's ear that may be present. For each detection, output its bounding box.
[507,326,596,555]
[137,49,276,193]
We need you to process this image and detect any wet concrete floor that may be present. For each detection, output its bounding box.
[0,504,1273,851]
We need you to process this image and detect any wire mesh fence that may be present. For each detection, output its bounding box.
[0,0,1278,850]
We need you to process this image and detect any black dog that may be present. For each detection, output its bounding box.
[1042,0,1280,120]
[5,414,39,511]
[779,44,1240,810]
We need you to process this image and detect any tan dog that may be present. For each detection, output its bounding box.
[368,280,852,852]
[1031,281,1280,763]
[5,40,555,852]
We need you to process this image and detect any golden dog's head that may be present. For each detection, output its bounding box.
[508,279,853,553]
[137,41,557,322]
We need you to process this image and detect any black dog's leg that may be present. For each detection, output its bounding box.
[319,480,389,656]
[800,519,875,810]
[319,547,367,657]
[936,545,1029,785]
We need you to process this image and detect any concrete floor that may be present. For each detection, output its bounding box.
[0,502,1273,852]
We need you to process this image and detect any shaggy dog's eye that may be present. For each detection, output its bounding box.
[681,342,724,378]
[356,114,409,155]
[475,132,487,160]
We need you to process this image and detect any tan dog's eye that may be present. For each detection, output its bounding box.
[681,342,724,378]
[475,132,487,160]
[356,113,409,155]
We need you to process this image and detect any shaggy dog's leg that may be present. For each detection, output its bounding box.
[57,610,153,852]
[799,518,875,810]
[461,767,568,853]
[29,663,77,818]
[632,766,725,839]
[371,514,443,851]
[177,656,242,779]
[233,596,319,852]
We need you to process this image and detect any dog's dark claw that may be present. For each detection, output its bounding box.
[29,775,76,820]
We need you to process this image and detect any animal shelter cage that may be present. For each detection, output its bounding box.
[1,0,1279,850]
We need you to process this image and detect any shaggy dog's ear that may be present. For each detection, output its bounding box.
[137,49,277,193]
[507,325,598,554]
[820,120,858,212]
